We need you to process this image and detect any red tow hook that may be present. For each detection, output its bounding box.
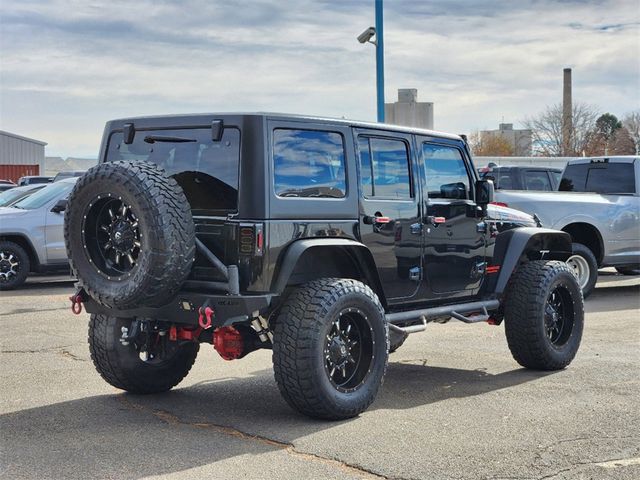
[69,293,84,315]
[198,306,214,329]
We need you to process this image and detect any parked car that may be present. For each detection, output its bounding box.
[0,179,17,192]
[63,113,583,420]
[492,156,640,296]
[0,184,46,207]
[17,176,53,186]
[479,165,562,191]
[0,177,78,289]
[53,170,86,182]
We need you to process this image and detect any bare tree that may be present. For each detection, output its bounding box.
[523,102,600,156]
[622,110,640,154]
[468,131,514,156]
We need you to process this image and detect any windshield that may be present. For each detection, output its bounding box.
[12,181,75,210]
[106,127,240,214]
[0,186,45,207]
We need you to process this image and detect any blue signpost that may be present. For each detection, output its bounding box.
[375,0,385,122]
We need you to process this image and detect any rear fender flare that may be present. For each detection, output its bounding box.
[270,238,386,307]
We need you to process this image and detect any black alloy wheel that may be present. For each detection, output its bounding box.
[0,241,30,290]
[544,285,574,346]
[83,196,141,279]
[324,307,374,392]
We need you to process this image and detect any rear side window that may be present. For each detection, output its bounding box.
[358,136,412,199]
[560,163,635,194]
[273,129,346,198]
[523,170,552,191]
[422,144,471,199]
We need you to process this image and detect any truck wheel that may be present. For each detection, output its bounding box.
[272,278,389,419]
[504,261,584,370]
[0,241,29,290]
[65,161,195,309]
[566,243,597,298]
[616,266,640,276]
[88,314,199,393]
[389,329,408,353]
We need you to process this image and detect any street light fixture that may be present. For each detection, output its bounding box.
[357,0,385,122]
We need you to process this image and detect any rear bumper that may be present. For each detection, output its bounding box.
[83,291,274,328]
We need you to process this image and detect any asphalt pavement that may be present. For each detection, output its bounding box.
[1,270,639,480]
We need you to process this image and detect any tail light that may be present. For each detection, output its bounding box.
[490,201,509,208]
[238,223,264,256]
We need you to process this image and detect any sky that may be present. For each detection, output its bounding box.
[1,0,639,157]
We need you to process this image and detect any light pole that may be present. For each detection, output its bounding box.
[357,0,385,122]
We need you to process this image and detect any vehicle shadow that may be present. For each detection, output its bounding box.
[0,362,553,479]
[586,284,640,313]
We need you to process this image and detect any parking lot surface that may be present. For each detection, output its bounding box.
[1,271,639,480]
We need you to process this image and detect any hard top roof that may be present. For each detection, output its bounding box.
[107,112,462,141]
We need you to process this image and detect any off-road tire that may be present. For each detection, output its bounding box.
[88,314,199,393]
[566,242,598,298]
[0,240,30,290]
[389,329,408,353]
[272,278,389,420]
[504,260,584,370]
[65,161,195,308]
[616,266,640,276]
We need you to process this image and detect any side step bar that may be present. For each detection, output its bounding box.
[386,299,500,334]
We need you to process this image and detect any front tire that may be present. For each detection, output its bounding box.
[566,242,598,298]
[504,261,584,370]
[88,314,199,393]
[272,278,389,420]
[0,241,29,290]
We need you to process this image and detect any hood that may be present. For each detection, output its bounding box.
[486,203,538,227]
[0,206,31,216]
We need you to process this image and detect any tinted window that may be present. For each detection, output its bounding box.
[107,127,240,213]
[273,129,346,198]
[358,136,412,199]
[12,181,75,210]
[523,170,552,191]
[560,163,635,194]
[423,144,470,199]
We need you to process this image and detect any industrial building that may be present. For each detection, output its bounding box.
[385,89,434,129]
[480,123,533,156]
[0,130,47,182]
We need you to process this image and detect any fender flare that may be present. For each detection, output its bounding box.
[270,238,386,306]
[488,227,572,295]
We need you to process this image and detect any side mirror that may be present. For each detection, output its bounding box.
[51,198,68,213]
[475,179,494,206]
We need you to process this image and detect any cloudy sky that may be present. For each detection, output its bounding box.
[1,0,639,157]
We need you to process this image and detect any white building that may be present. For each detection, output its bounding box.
[385,89,434,130]
[0,130,47,182]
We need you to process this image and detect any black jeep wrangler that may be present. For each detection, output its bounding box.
[65,113,584,420]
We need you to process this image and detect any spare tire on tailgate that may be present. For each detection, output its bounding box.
[65,160,195,309]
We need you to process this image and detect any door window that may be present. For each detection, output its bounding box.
[422,144,471,199]
[358,136,412,199]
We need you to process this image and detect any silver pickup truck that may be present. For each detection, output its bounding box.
[493,156,640,296]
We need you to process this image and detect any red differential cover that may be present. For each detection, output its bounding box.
[213,326,244,360]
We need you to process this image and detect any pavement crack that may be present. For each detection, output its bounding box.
[117,396,394,479]
[1,306,70,316]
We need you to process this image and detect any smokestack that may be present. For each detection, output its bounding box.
[562,68,573,155]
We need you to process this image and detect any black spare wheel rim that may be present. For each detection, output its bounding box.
[0,250,20,282]
[324,307,374,393]
[82,195,141,279]
[544,284,575,347]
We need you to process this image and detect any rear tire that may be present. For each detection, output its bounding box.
[0,241,29,290]
[88,314,199,394]
[566,242,597,298]
[504,261,584,370]
[272,278,389,420]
